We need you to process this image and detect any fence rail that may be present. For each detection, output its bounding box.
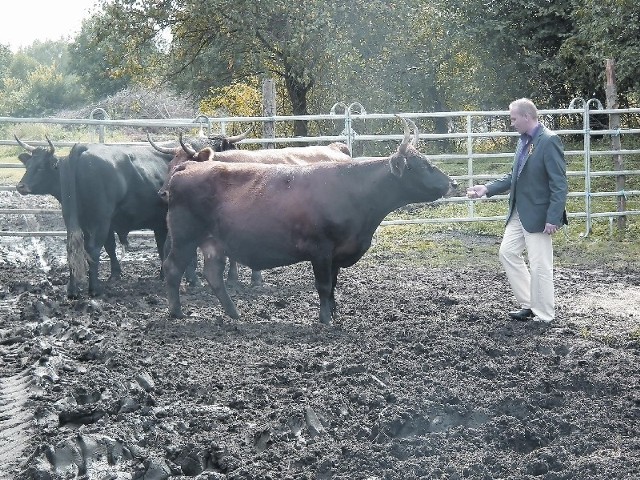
[1,98,639,239]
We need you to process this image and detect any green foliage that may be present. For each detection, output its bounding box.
[0,44,10,77]
[1,0,640,119]
[571,0,640,107]
[67,14,145,100]
[0,40,87,116]
[0,64,86,117]
[200,80,262,118]
[432,0,579,109]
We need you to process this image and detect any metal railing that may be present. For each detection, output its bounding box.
[1,99,639,238]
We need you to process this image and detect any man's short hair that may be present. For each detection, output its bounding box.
[509,98,538,119]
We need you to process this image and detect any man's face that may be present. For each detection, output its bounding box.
[510,110,529,135]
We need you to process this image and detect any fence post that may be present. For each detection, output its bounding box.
[569,98,589,235]
[262,79,276,149]
[466,113,475,219]
[330,102,366,155]
[605,59,626,231]
[193,114,212,136]
[570,97,605,236]
[90,108,109,143]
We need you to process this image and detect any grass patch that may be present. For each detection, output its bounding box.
[364,202,640,271]
[367,223,501,269]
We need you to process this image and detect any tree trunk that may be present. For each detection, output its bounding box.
[284,74,310,138]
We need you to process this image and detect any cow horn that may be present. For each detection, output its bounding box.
[396,115,411,148]
[225,127,252,144]
[45,134,55,154]
[179,133,197,157]
[405,118,420,147]
[14,135,37,152]
[147,133,177,155]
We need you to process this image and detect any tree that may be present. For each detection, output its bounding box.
[432,0,578,109]
[0,44,11,86]
[0,41,87,116]
[170,0,344,136]
[568,0,640,107]
[67,11,160,100]
[88,0,412,136]
[0,65,86,117]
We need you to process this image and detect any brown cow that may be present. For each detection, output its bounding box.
[152,135,352,287]
[163,118,457,324]
[156,137,352,201]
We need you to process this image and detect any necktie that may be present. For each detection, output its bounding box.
[515,134,531,177]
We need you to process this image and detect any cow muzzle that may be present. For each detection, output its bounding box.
[16,183,30,195]
[158,188,169,202]
[446,179,459,197]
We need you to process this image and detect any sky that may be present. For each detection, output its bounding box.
[0,0,101,51]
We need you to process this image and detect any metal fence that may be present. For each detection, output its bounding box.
[1,98,639,238]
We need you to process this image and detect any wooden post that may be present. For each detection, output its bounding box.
[262,79,276,149]
[605,59,626,231]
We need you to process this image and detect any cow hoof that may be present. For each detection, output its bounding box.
[66,286,80,299]
[224,308,240,320]
[169,309,185,319]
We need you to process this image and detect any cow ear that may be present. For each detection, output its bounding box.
[389,154,407,177]
[195,147,214,162]
[17,153,30,165]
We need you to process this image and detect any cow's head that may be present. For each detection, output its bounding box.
[388,117,457,200]
[14,135,63,198]
[154,128,251,202]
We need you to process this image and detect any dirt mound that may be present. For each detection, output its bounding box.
[0,191,638,479]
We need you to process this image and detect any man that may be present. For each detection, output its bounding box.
[467,98,568,325]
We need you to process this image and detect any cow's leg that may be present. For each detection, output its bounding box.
[226,259,239,290]
[164,241,196,318]
[312,258,334,325]
[250,269,264,287]
[184,250,201,287]
[227,261,263,288]
[163,232,200,287]
[66,272,80,299]
[104,230,122,282]
[329,266,341,315]
[201,241,239,319]
[156,229,169,280]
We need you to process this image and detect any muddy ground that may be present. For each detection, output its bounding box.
[0,190,638,479]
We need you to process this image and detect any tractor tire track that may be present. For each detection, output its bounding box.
[0,364,32,479]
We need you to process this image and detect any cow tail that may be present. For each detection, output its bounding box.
[58,145,89,283]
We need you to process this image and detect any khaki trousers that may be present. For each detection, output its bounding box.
[498,211,555,321]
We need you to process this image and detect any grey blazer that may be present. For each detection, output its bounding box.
[485,125,568,233]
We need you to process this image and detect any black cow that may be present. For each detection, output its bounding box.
[16,136,128,281]
[15,133,244,298]
[163,117,457,324]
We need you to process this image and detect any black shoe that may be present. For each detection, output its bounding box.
[508,308,533,321]
[530,316,553,326]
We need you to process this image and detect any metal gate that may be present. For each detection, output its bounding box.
[1,99,639,238]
